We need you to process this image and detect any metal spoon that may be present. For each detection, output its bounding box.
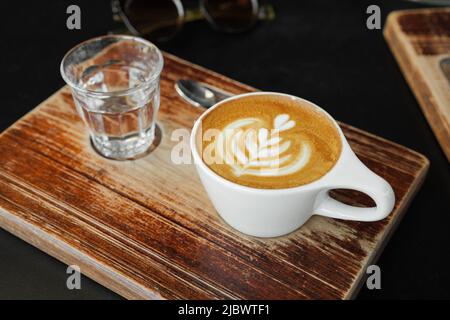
[175,79,232,108]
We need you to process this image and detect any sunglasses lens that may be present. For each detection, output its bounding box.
[202,0,257,32]
[122,0,183,41]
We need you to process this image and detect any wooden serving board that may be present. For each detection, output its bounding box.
[384,8,450,161]
[0,52,428,299]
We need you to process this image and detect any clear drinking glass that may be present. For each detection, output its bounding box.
[60,35,163,159]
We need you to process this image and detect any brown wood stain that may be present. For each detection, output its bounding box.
[0,52,429,299]
[384,8,450,161]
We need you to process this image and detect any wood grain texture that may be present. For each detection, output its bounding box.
[0,52,429,299]
[384,8,450,161]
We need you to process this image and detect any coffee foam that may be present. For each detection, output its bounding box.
[198,95,342,189]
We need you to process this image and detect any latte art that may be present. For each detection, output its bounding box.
[199,95,342,189]
[213,114,311,177]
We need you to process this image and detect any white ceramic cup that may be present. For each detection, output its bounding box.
[190,92,395,237]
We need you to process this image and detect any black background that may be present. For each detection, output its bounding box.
[0,0,449,299]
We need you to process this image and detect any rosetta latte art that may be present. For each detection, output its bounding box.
[200,94,342,189]
[210,114,311,177]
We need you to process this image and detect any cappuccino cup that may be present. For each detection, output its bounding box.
[190,92,395,237]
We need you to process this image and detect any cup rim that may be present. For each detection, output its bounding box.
[60,34,164,97]
[190,91,348,194]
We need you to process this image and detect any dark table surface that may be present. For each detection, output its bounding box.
[0,0,449,299]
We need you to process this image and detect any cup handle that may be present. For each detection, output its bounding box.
[314,149,395,221]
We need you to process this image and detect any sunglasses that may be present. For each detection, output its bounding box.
[111,0,275,42]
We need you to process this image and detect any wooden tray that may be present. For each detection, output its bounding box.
[384,8,450,161]
[0,52,429,299]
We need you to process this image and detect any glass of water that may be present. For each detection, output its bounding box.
[60,35,163,160]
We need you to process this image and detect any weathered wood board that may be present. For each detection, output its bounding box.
[384,8,450,161]
[0,52,429,299]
